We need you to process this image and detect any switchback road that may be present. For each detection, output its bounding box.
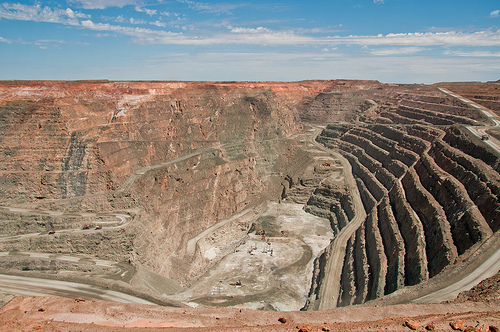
[438,87,500,154]
[0,274,155,305]
[307,127,367,310]
[412,237,500,303]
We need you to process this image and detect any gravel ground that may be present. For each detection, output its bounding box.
[1,295,499,331]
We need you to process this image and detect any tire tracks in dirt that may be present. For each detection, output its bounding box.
[306,126,367,310]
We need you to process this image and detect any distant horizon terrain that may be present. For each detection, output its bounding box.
[0,78,498,85]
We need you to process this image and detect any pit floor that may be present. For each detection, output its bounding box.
[170,202,333,311]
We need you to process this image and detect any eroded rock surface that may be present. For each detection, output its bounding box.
[0,80,499,311]
[309,82,500,308]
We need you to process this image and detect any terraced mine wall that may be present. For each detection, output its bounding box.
[304,181,351,236]
[2,80,499,309]
[302,83,500,308]
[0,80,342,286]
[439,83,500,116]
[312,119,499,307]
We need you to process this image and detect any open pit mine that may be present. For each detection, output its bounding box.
[0,80,500,329]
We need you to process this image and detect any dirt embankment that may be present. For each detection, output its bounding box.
[0,294,499,331]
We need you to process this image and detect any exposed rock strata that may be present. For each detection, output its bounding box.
[388,182,428,285]
[364,210,387,301]
[353,223,369,304]
[1,80,499,311]
[305,180,351,236]
[415,155,492,254]
[338,234,356,307]
[401,168,458,277]
[378,197,406,294]
[0,81,326,286]
[312,94,499,307]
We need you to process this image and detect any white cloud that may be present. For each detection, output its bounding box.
[77,20,315,45]
[326,30,500,47]
[65,8,88,19]
[70,21,500,47]
[0,3,88,25]
[491,10,500,17]
[230,26,271,34]
[296,26,344,34]
[0,36,32,45]
[84,24,500,47]
[129,17,147,25]
[115,15,126,23]
[160,11,182,17]
[149,21,167,27]
[35,39,90,47]
[177,0,243,14]
[443,50,500,57]
[0,36,88,47]
[68,0,137,9]
[321,47,338,52]
[85,33,117,38]
[80,19,182,42]
[369,47,428,56]
[36,39,65,44]
[135,6,157,16]
[32,39,86,49]
[374,0,385,3]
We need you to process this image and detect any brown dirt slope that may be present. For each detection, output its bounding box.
[455,270,500,303]
[0,295,499,331]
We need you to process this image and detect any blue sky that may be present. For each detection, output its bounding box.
[0,0,499,83]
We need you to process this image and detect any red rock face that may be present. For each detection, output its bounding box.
[2,80,500,309]
[0,80,353,283]
[0,80,343,202]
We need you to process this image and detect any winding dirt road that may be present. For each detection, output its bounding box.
[307,127,367,310]
[0,206,131,243]
[0,136,306,306]
[0,274,155,305]
[438,87,500,153]
[401,88,500,303]
[119,147,216,193]
[413,237,500,303]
